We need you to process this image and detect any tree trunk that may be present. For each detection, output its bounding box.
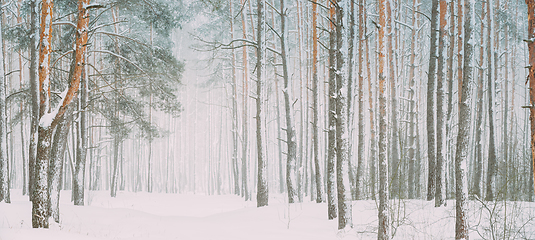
[426,0,439,202]
[335,0,351,229]
[387,0,399,200]
[28,0,39,202]
[378,0,389,237]
[455,0,472,238]
[0,0,8,203]
[48,110,72,223]
[355,0,365,200]
[326,3,337,219]
[407,0,419,200]
[526,0,535,197]
[435,0,447,207]
[256,0,268,207]
[485,0,497,202]
[281,0,297,205]
[229,0,240,195]
[240,0,250,200]
[311,0,324,203]
[471,0,485,199]
[73,52,88,205]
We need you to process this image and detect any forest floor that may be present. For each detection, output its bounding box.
[1,189,534,240]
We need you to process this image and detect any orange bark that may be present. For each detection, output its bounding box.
[526,0,535,194]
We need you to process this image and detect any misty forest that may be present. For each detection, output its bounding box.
[0,0,535,239]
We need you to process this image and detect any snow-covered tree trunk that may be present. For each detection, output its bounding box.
[355,0,365,200]
[229,0,240,195]
[525,0,535,196]
[311,0,324,203]
[387,0,399,199]
[0,2,8,204]
[48,110,72,223]
[471,0,485,199]
[33,0,55,228]
[72,0,90,206]
[240,0,250,200]
[335,0,351,230]
[326,3,338,218]
[407,0,418,200]
[426,0,439,202]
[28,0,39,201]
[485,0,496,202]
[34,0,90,227]
[378,0,389,237]
[256,0,268,208]
[435,0,447,207]
[365,4,376,200]
[455,0,473,238]
[346,0,356,201]
[281,0,297,205]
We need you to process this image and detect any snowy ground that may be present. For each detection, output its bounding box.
[1,190,534,240]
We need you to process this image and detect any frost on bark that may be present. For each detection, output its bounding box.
[72,0,91,206]
[229,0,240,195]
[34,0,90,227]
[426,0,439,202]
[335,0,351,229]
[526,0,535,196]
[485,0,496,202]
[326,3,337,219]
[28,0,39,202]
[255,0,268,208]
[471,0,485,199]
[48,110,72,223]
[455,0,473,238]
[0,2,8,204]
[33,0,55,228]
[280,0,296,205]
[435,0,447,207]
[311,0,324,203]
[407,0,419,200]
[355,0,365,200]
[378,0,389,237]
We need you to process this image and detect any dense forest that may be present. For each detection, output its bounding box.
[0,0,534,239]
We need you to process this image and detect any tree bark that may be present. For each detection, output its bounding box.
[455,0,472,238]
[355,0,365,200]
[526,0,535,197]
[28,0,39,202]
[426,0,439,202]
[311,0,324,203]
[0,1,8,203]
[435,0,447,207]
[378,0,389,237]
[326,2,337,219]
[485,0,497,202]
[335,0,351,229]
[255,0,268,207]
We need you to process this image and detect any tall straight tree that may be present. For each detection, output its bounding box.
[0,0,7,204]
[455,0,472,238]
[326,2,337,219]
[28,0,39,201]
[378,0,389,237]
[427,0,439,201]
[311,0,324,203]
[526,0,535,194]
[256,0,268,207]
[485,0,496,201]
[355,0,365,200]
[335,0,351,229]
[280,0,297,205]
[435,0,447,207]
